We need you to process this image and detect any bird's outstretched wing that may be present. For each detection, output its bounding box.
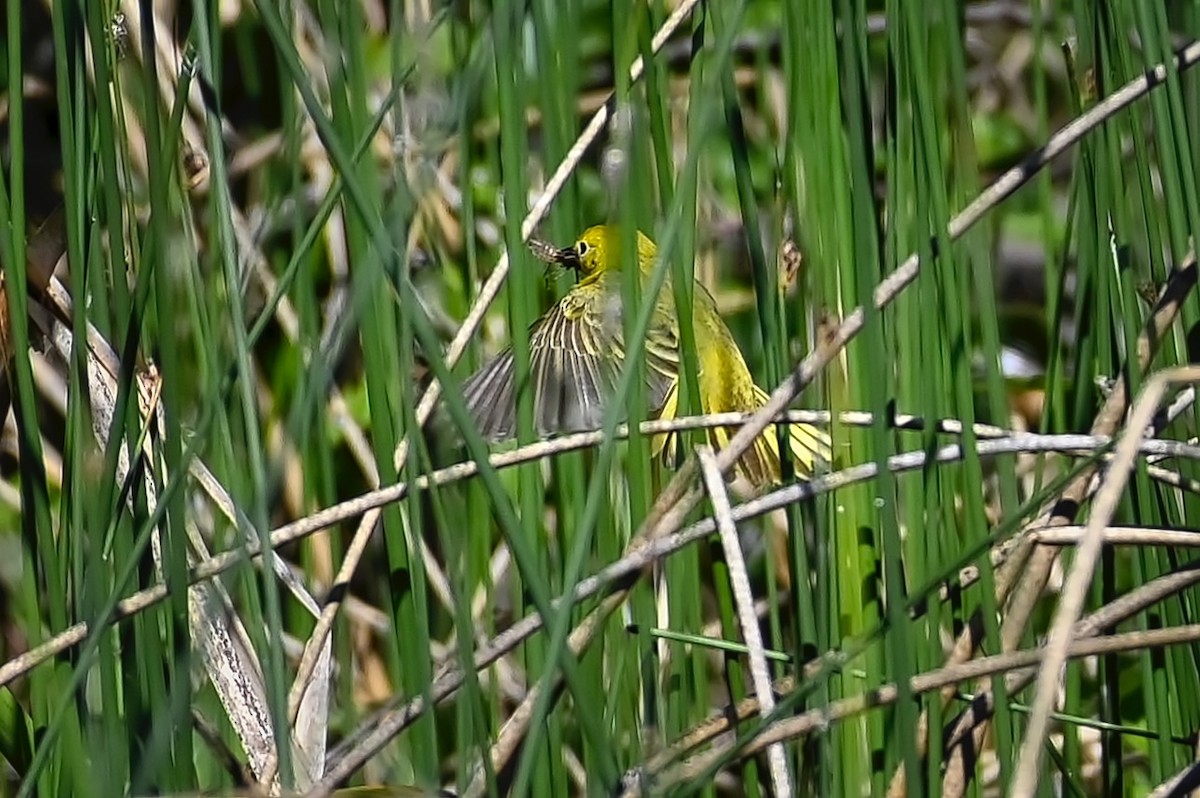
[461,286,679,441]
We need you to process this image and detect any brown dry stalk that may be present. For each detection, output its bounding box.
[893,254,1197,798]
[641,565,1200,793]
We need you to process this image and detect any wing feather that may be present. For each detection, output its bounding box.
[531,305,611,433]
[460,279,681,441]
[461,349,518,440]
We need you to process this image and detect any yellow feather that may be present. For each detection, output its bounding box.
[463,224,832,486]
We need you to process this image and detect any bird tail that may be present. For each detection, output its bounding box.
[651,383,831,487]
[733,385,832,485]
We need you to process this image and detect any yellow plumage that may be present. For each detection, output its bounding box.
[462,225,831,487]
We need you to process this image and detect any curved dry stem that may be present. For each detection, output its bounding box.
[5,424,1199,693]
[1146,761,1200,798]
[619,62,1200,776]
[1012,366,1200,795]
[936,564,1200,794]
[648,624,1200,793]
[283,0,708,744]
[313,433,1200,785]
[935,252,1198,798]
[641,561,1200,793]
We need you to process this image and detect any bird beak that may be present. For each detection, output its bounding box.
[528,237,578,272]
[554,247,581,272]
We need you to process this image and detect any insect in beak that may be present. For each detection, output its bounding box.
[527,237,559,264]
[529,237,580,287]
[553,247,581,272]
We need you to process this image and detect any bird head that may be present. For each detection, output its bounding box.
[553,225,657,284]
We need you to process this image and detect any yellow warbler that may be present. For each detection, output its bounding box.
[461,225,831,486]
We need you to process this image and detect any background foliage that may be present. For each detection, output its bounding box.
[2,0,1200,795]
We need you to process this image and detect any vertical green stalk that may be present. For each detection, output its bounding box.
[449,34,503,778]
[716,22,779,796]
[787,0,854,789]
[611,2,654,766]
[316,0,439,785]
[898,0,1012,781]
[52,0,125,793]
[1,0,78,792]
[491,0,558,794]
[781,0,828,706]
[192,5,292,786]
[662,1,708,761]
[509,14,753,789]
[831,0,887,790]
[388,8,444,789]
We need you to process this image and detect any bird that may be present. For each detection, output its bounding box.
[460,224,831,488]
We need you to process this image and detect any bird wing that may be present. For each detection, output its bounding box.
[602,292,681,416]
[650,283,833,484]
[461,284,679,441]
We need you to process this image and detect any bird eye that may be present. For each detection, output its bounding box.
[576,241,590,257]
